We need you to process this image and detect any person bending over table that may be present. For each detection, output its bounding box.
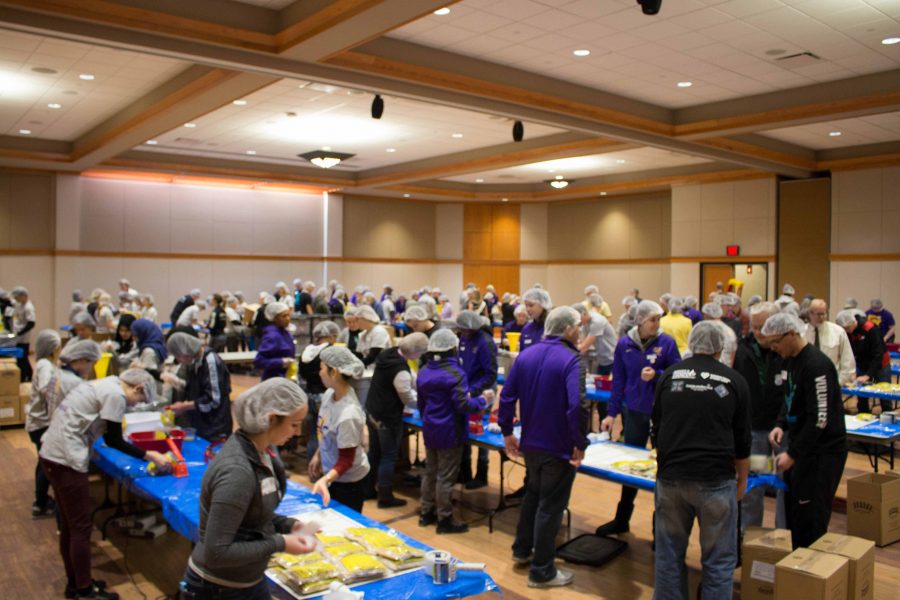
[837,309,893,414]
[184,378,314,600]
[309,346,371,513]
[165,332,233,440]
[40,369,170,600]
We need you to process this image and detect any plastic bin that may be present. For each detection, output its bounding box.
[128,429,185,453]
[94,352,112,378]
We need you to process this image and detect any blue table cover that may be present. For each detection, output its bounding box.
[92,438,499,599]
[842,385,900,402]
[0,346,24,358]
[495,373,610,403]
[846,420,900,441]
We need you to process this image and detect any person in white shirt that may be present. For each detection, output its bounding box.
[11,286,37,381]
[175,300,207,328]
[803,299,856,386]
[572,303,617,375]
[140,294,158,323]
[355,305,391,366]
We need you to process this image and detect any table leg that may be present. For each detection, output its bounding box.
[488,451,510,534]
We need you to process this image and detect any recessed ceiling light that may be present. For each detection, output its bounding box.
[475,178,484,183]
[19,129,31,135]
[829,131,842,137]
[616,159,626,164]
[573,49,591,57]
[47,103,61,109]
[146,140,158,145]
[386,148,396,153]
[79,73,95,81]
[600,192,607,196]
[403,193,411,198]
[184,123,196,128]
[882,37,900,45]
[233,99,248,106]
[451,133,463,138]
[501,197,509,202]
[322,145,332,151]
[434,7,450,16]
[246,150,257,155]
[677,81,692,88]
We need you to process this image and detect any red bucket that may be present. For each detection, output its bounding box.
[594,375,613,391]
[128,429,185,453]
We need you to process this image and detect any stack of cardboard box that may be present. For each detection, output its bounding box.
[0,360,21,425]
[847,471,900,547]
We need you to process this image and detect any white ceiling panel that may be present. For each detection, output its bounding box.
[387,0,900,109]
[760,111,900,149]
[0,30,189,140]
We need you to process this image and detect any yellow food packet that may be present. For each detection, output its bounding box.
[316,533,347,546]
[287,561,340,583]
[339,553,386,576]
[324,542,366,557]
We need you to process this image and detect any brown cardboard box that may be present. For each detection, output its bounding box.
[847,472,900,546]
[741,527,794,600]
[0,362,21,396]
[775,548,849,600]
[810,533,875,600]
[0,394,21,425]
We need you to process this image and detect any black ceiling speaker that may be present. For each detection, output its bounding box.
[512,120,524,142]
[371,94,384,119]
[637,0,662,15]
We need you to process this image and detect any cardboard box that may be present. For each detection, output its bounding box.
[741,527,794,600]
[0,362,21,396]
[775,548,848,600]
[810,533,875,600]
[0,394,21,425]
[847,472,900,547]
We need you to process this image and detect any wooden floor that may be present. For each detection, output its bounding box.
[2,373,898,599]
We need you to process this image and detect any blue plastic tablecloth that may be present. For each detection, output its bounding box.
[842,385,900,402]
[0,346,24,358]
[495,373,610,403]
[92,437,499,599]
[847,420,900,440]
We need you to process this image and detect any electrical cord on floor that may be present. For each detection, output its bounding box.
[120,524,149,600]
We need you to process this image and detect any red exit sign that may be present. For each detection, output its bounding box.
[726,245,740,256]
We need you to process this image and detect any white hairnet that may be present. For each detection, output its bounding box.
[320,345,365,378]
[313,321,340,341]
[684,295,698,308]
[622,296,638,309]
[749,301,780,318]
[584,285,599,295]
[835,310,859,328]
[660,293,673,305]
[687,321,726,356]
[635,300,664,324]
[119,368,157,404]
[522,287,552,310]
[844,297,858,309]
[264,301,291,321]
[571,303,588,315]
[667,297,685,314]
[761,313,805,337]
[404,306,429,322]
[871,298,884,310]
[356,305,380,323]
[35,329,61,360]
[782,283,795,296]
[11,286,28,297]
[721,293,741,307]
[428,329,459,353]
[513,304,527,316]
[747,294,762,307]
[190,288,202,297]
[702,302,723,319]
[60,339,102,364]
[234,378,308,434]
[71,311,97,328]
[275,281,287,289]
[344,307,360,317]
[399,332,429,355]
[166,332,202,357]
[589,294,604,308]
[545,306,579,337]
[456,310,483,331]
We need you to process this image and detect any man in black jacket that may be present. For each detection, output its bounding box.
[837,309,892,413]
[732,301,785,531]
[170,288,201,324]
[763,313,848,549]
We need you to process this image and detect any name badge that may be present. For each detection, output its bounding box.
[646,354,658,365]
[260,477,277,496]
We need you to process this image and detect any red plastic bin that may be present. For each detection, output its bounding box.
[128,429,185,453]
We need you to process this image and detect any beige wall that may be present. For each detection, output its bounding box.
[342,196,436,259]
[0,172,54,250]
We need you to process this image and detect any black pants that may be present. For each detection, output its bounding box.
[330,478,367,513]
[512,451,576,583]
[857,366,893,413]
[784,451,847,549]
[180,567,270,599]
[28,427,51,509]
[17,343,32,381]
[618,407,651,508]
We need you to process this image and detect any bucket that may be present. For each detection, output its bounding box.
[128,429,185,453]
[506,332,521,353]
[94,352,112,378]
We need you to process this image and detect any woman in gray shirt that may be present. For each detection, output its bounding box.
[184,378,315,599]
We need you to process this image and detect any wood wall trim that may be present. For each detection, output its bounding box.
[670,256,775,264]
[97,160,346,187]
[0,249,55,256]
[830,253,900,262]
[817,153,900,171]
[275,0,383,52]
[698,137,817,171]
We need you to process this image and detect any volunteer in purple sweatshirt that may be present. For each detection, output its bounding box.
[499,306,589,589]
[456,310,499,489]
[253,302,294,380]
[597,299,681,537]
[519,288,552,353]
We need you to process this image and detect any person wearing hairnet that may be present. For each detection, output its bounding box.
[165,333,232,440]
[175,299,206,329]
[254,302,294,380]
[417,329,489,533]
[309,346,370,512]
[597,300,680,537]
[732,302,788,532]
[366,332,429,508]
[337,307,362,353]
[71,311,97,341]
[139,294,157,323]
[520,288,552,353]
[572,304,616,376]
[774,283,800,314]
[500,307,589,588]
[866,298,895,343]
[763,313,847,549]
[41,369,170,599]
[617,300,639,337]
[702,302,738,367]
[720,293,743,339]
[659,297,693,355]
[456,311,499,490]
[581,285,612,318]
[355,305,390,366]
[837,309,892,413]
[169,289,201,326]
[405,305,440,338]
[293,281,314,315]
[803,299,856,389]
[69,290,86,323]
[183,378,314,599]
[206,293,228,352]
[683,296,703,326]
[502,304,528,348]
[59,339,102,387]
[10,286,36,380]
[95,293,116,334]
[651,322,751,600]
[300,321,340,460]
[25,330,63,518]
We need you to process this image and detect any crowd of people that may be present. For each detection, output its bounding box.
[13,274,897,598]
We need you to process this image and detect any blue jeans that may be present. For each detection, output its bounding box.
[654,479,737,600]
[375,421,403,489]
[742,429,789,532]
[619,407,651,508]
[181,568,271,599]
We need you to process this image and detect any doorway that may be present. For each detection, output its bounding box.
[701,263,768,303]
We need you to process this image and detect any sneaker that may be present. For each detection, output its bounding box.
[418,511,437,527]
[436,517,469,534]
[512,552,533,565]
[528,568,574,588]
[65,581,107,599]
[377,497,408,509]
[32,499,56,518]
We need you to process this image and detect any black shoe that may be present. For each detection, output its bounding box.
[402,474,421,487]
[74,582,116,600]
[419,511,437,527]
[377,496,408,508]
[66,580,107,599]
[437,517,469,534]
[32,499,56,518]
[595,519,629,536]
[464,478,487,490]
[504,486,526,501]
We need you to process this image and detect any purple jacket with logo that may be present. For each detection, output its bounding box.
[458,329,498,396]
[609,330,681,418]
[254,324,294,380]
[417,356,486,449]
[499,336,589,461]
[519,317,545,353]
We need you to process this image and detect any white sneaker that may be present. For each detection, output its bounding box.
[528,568,574,588]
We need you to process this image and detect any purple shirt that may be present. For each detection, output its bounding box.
[416,356,486,449]
[254,325,294,380]
[608,331,681,418]
[519,317,545,353]
[866,308,895,342]
[499,337,588,461]
[458,330,498,396]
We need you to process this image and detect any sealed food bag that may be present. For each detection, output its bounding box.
[374,543,425,562]
[276,551,327,568]
[379,553,425,572]
[284,561,342,595]
[324,542,366,558]
[338,552,387,583]
[316,533,348,546]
